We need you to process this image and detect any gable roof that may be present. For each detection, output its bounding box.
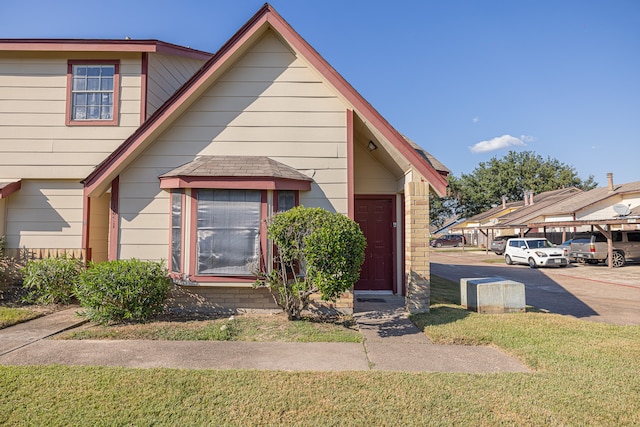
[495,188,583,226]
[403,136,449,175]
[82,3,447,197]
[0,39,212,60]
[463,201,522,224]
[458,187,583,227]
[543,181,640,216]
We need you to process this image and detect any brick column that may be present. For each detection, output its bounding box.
[404,181,430,313]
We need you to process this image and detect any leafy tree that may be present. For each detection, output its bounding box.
[431,151,597,223]
[255,207,366,320]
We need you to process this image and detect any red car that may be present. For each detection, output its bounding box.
[430,234,466,248]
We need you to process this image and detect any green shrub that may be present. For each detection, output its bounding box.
[255,207,366,320]
[22,257,83,304]
[0,236,21,287]
[75,259,171,324]
[1,256,23,288]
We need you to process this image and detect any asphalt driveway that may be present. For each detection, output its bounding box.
[431,249,640,325]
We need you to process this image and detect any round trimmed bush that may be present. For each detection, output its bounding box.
[75,259,171,324]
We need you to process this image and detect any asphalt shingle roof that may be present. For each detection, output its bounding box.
[160,156,313,182]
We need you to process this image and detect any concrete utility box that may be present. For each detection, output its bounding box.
[460,277,525,314]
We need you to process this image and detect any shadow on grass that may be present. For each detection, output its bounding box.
[412,275,546,330]
[411,305,471,330]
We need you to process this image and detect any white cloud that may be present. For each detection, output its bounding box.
[472,117,480,123]
[470,134,532,153]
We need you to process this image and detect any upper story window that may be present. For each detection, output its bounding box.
[66,60,120,126]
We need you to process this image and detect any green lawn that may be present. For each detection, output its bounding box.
[0,306,41,329]
[58,314,362,343]
[1,276,639,425]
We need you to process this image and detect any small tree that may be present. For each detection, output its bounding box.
[255,207,366,320]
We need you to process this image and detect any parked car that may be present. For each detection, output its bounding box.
[558,239,575,261]
[570,231,640,268]
[430,234,466,248]
[504,238,569,268]
[490,235,518,255]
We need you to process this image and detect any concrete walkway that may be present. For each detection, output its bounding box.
[0,299,527,372]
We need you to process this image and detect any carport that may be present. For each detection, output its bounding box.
[527,218,639,268]
[475,225,528,255]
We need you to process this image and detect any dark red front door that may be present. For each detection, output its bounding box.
[354,197,394,291]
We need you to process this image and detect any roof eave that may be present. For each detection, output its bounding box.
[0,39,212,60]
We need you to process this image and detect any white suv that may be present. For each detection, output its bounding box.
[505,238,569,268]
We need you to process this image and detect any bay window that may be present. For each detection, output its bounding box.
[161,155,313,283]
[196,189,261,276]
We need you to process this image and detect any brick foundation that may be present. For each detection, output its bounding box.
[168,285,354,316]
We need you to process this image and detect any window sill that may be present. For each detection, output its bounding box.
[66,119,119,127]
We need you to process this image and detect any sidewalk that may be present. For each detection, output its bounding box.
[0,300,527,373]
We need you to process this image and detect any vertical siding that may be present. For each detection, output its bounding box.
[118,30,348,261]
[146,53,206,118]
[0,52,142,179]
[88,192,110,262]
[4,180,83,249]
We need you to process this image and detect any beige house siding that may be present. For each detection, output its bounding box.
[0,198,5,237]
[88,192,110,262]
[116,31,348,261]
[353,142,398,194]
[579,195,640,220]
[146,53,207,118]
[4,180,83,250]
[0,52,143,179]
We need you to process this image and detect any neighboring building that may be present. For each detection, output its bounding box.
[0,5,448,313]
[452,188,583,246]
[528,174,640,233]
[453,199,522,247]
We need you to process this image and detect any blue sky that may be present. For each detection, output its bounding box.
[2,0,639,186]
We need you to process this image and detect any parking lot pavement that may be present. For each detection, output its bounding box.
[431,249,640,326]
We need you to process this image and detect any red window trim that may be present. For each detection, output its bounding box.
[168,189,185,274]
[160,176,311,191]
[66,59,120,126]
[186,189,269,283]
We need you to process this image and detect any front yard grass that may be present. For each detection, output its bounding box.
[57,313,362,343]
[1,275,639,425]
[0,306,41,329]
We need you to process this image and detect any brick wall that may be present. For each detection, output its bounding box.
[168,285,354,315]
[404,181,430,313]
[168,285,280,315]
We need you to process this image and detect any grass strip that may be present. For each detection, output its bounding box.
[0,307,41,329]
[57,314,362,343]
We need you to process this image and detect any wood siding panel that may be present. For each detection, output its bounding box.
[119,245,167,262]
[88,192,110,262]
[0,54,142,179]
[191,96,344,113]
[146,53,207,118]
[4,180,83,249]
[353,142,398,194]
